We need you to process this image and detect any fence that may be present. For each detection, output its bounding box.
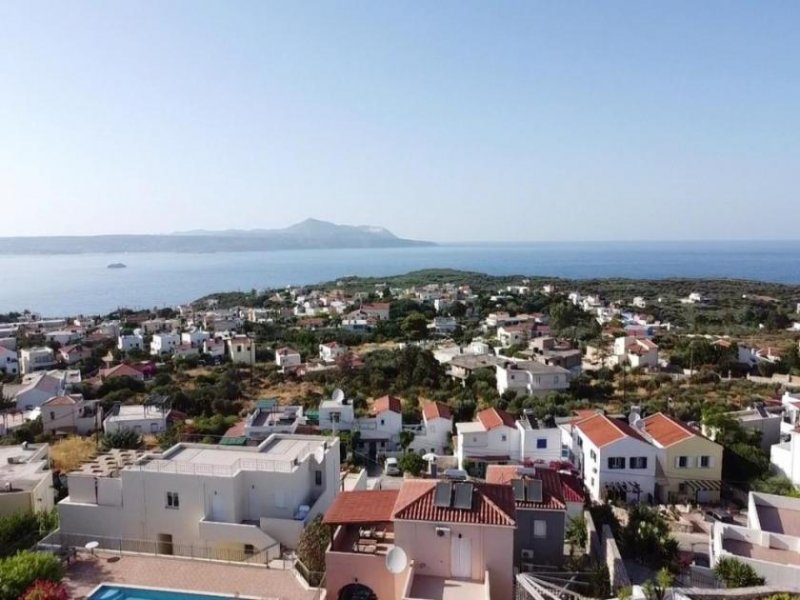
[38,531,275,565]
[676,566,722,589]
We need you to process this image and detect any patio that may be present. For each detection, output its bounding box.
[63,551,317,600]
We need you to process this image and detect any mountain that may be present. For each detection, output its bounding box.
[0,219,435,255]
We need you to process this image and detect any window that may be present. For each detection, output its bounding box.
[630,457,648,469]
[536,438,547,449]
[700,456,712,468]
[607,457,625,470]
[166,492,180,509]
[677,456,689,468]
[678,483,687,493]
[501,434,507,442]
[315,470,323,485]
[533,520,547,538]
[49,411,55,420]
[589,449,597,461]
[236,345,242,353]
[380,419,385,426]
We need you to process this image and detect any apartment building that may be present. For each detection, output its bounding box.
[52,434,340,560]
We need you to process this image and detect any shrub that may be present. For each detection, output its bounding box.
[398,452,426,476]
[0,551,64,600]
[296,515,331,587]
[21,580,70,600]
[713,556,765,588]
[100,429,143,451]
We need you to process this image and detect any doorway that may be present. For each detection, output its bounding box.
[450,534,471,579]
[157,533,173,555]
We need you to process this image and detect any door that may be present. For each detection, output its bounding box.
[210,492,225,520]
[450,534,472,579]
[157,533,173,555]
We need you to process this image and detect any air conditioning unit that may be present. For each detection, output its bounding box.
[521,548,534,560]
[521,562,535,573]
[435,526,451,538]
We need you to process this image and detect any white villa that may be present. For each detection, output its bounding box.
[103,403,173,435]
[117,334,144,353]
[49,434,340,560]
[275,347,302,371]
[151,333,180,356]
[407,401,454,455]
[495,361,571,396]
[244,400,305,439]
[319,341,348,363]
[19,346,56,374]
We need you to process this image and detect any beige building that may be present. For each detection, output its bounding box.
[0,443,54,517]
[50,434,339,561]
[639,412,723,503]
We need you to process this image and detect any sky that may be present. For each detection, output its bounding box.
[0,2,798,242]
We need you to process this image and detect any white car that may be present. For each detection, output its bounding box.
[385,457,400,476]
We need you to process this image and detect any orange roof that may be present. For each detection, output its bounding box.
[641,413,697,447]
[100,363,143,379]
[477,407,515,430]
[393,479,515,526]
[363,303,390,310]
[373,395,402,414]
[43,395,79,406]
[423,401,452,421]
[574,413,647,447]
[323,490,400,525]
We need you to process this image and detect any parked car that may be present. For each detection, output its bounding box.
[705,509,734,524]
[385,457,400,476]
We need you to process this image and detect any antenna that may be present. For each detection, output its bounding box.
[385,546,408,574]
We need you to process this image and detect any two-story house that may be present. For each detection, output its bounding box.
[19,346,56,374]
[244,399,305,440]
[487,465,585,568]
[150,333,180,356]
[41,394,102,436]
[227,335,256,365]
[355,395,404,458]
[323,479,515,600]
[407,401,453,455]
[495,361,571,397]
[0,346,19,375]
[638,412,723,503]
[275,346,302,371]
[117,334,144,353]
[569,413,657,503]
[49,434,339,560]
[318,389,356,432]
[319,341,348,363]
[361,303,391,321]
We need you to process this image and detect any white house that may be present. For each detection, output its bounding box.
[495,361,571,396]
[354,395,404,456]
[318,389,356,431]
[613,336,659,369]
[5,371,69,411]
[710,492,800,587]
[227,335,256,365]
[0,346,19,375]
[173,343,199,359]
[771,430,800,486]
[45,330,83,346]
[150,333,180,356]
[360,303,390,321]
[0,444,55,517]
[50,434,340,559]
[42,394,102,436]
[407,401,453,455]
[117,334,144,353]
[430,317,458,335]
[275,346,301,371]
[103,403,172,435]
[455,408,563,470]
[19,346,56,374]
[203,338,227,359]
[182,330,210,346]
[319,342,348,364]
[244,399,305,439]
[568,413,657,503]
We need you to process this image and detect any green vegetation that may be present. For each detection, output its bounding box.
[398,452,426,476]
[100,429,143,451]
[620,505,679,570]
[295,515,331,587]
[0,511,59,558]
[0,551,64,600]
[642,569,674,600]
[713,556,765,588]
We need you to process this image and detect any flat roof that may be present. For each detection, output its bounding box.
[723,538,800,566]
[0,444,50,491]
[167,436,323,466]
[756,504,800,537]
[107,405,169,422]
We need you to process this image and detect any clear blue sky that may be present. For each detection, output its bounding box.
[1,1,798,241]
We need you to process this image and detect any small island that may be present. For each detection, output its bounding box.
[107,262,127,269]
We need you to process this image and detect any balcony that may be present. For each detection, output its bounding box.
[403,566,490,600]
[198,516,279,558]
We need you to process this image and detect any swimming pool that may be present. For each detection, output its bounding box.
[88,584,254,600]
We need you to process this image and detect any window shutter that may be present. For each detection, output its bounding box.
[674,457,680,468]
[709,456,715,468]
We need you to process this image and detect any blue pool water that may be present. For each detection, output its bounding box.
[89,585,241,600]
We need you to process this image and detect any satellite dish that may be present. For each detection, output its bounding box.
[385,546,408,574]
[314,446,325,464]
[332,388,345,403]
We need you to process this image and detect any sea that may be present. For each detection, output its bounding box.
[1,241,799,316]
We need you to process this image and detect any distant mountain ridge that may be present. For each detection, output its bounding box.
[0,219,434,255]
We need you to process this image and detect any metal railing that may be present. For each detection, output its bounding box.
[38,531,275,565]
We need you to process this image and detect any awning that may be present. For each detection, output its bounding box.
[603,481,642,494]
[469,455,511,463]
[682,480,722,492]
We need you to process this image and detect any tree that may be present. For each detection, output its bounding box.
[398,452,425,476]
[21,581,70,600]
[401,312,429,341]
[642,568,674,600]
[713,556,765,588]
[621,505,679,569]
[0,551,64,600]
[100,429,143,451]
[295,515,331,587]
[565,515,588,557]
[399,430,415,452]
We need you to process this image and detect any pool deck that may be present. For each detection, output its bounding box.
[64,552,317,600]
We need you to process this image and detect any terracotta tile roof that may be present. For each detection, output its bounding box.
[222,420,246,439]
[485,466,566,510]
[423,401,452,421]
[276,347,299,355]
[574,413,647,447]
[323,490,400,524]
[641,412,697,447]
[476,407,516,430]
[373,395,402,414]
[393,479,516,526]
[100,363,143,380]
[559,473,586,504]
[363,303,390,311]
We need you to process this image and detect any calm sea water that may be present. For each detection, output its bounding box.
[1,241,799,316]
